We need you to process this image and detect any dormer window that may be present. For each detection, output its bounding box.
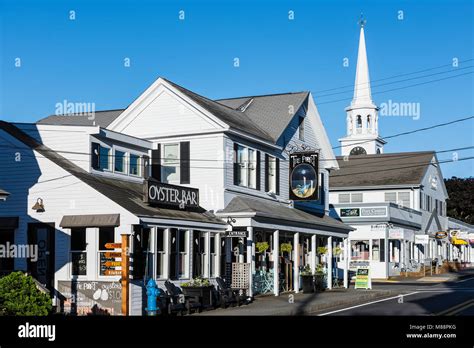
[114,150,126,173]
[129,153,140,176]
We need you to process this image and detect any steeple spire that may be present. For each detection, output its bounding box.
[352,14,374,107]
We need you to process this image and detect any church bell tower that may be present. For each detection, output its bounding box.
[339,16,386,156]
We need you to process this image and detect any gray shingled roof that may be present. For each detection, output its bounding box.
[217,195,353,232]
[331,152,436,188]
[163,79,274,142]
[216,91,309,143]
[0,121,225,226]
[37,110,125,128]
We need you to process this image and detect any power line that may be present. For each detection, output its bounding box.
[313,65,473,99]
[311,58,473,94]
[333,115,474,150]
[317,71,474,105]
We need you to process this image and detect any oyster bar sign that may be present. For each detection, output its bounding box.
[144,179,199,209]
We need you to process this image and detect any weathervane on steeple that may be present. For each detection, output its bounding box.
[358,13,367,28]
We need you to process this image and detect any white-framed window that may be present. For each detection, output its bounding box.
[385,191,411,208]
[338,193,363,203]
[235,144,257,189]
[267,156,277,193]
[169,229,189,279]
[114,150,126,173]
[99,145,111,171]
[97,227,116,277]
[338,193,350,203]
[70,228,87,276]
[129,153,141,176]
[210,233,217,278]
[351,193,363,203]
[162,143,180,183]
[156,228,165,279]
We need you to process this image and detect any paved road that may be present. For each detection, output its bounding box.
[318,276,474,316]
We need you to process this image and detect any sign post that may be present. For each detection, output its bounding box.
[354,266,371,289]
[121,234,130,316]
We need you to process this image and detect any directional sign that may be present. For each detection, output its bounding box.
[104,261,122,267]
[104,270,122,276]
[104,252,122,258]
[105,243,122,249]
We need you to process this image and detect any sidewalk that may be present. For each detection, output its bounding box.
[373,267,474,284]
[198,287,397,316]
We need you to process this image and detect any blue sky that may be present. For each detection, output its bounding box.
[1,0,473,178]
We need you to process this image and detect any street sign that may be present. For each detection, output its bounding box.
[104,261,122,267]
[354,267,371,289]
[104,252,122,258]
[104,270,122,276]
[105,243,122,249]
[415,235,429,245]
[226,231,247,238]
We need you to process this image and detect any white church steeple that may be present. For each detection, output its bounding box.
[339,16,386,156]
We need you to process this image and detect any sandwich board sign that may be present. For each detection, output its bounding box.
[354,266,371,289]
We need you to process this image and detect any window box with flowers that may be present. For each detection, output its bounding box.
[181,277,215,309]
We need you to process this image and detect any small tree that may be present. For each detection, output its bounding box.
[0,271,52,316]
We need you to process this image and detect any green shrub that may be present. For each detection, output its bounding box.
[0,271,52,316]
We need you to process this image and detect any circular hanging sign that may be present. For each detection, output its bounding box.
[290,163,317,199]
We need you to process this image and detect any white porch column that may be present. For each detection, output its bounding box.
[204,231,211,278]
[327,236,333,290]
[343,238,349,288]
[311,235,317,272]
[384,227,390,279]
[188,230,193,279]
[247,227,254,297]
[449,243,453,261]
[293,232,300,293]
[273,230,279,296]
[163,228,170,279]
[215,233,221,277]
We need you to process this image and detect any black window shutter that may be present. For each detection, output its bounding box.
[320,172,325,204]
[256,151,261,190]
[91,142,100,170]
[233,142,239,185]
[143,155,150,179]
[180,141,190,184]
[264,154,269,192]
[275,157,280,195]
[151,145,161,181]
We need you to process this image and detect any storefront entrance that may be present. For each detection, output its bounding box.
[27,223,55,290]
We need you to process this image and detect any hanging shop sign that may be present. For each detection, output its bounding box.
[435,231,448,240]
[468,233,474,245]
[389,229,404,239]
[144,178,199,209]
[289,152,319,201]
[354,267,371,290]
[415,235,429,245]
[340,207,387,218]
[226,230,248,238]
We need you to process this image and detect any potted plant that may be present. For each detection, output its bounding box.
[181,277,214,308]
[300,265,314,293]
[280,243,292,254]
[317,246,328,264]
[334,246,342,257]
[256,241,269,253]
[314,264,326,292]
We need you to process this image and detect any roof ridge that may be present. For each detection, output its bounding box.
[215,91,309,101]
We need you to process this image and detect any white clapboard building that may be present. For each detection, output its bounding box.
[0,75,352,314]
[328,21,462,279]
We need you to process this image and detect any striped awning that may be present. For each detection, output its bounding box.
[60,214,120,228]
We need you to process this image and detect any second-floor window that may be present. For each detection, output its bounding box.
[265,155,279,194]
[338,193,363,203]
[162,143,180,183]
[234,144,259,189]
[385,191,410,208]
[298,116,305,141]
[114,150,126,173]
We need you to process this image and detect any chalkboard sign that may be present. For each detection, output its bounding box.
[58,280,121,315]
[71,252,87,276]
[354,267,371,289]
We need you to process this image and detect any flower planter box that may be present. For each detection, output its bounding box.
[314,275,326,292]
[301,275,314,293]
[182,286,214,308]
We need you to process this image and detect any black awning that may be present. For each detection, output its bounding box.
[0,217,19,229]
[60,214,120,228]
